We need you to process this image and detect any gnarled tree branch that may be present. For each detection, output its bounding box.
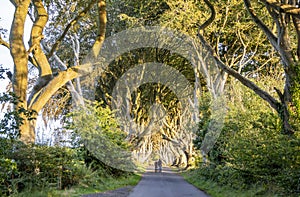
[198,0,216,30]
[263,0,300,18]
[47,0,98,59]
[243,0,279,51]
[243,0,294,67]
[27,0,53,108]
[31,0,107,113]
[198,34,281,112]
[197,0,281,114]
[92,0,107,58]
[29,66,88,112]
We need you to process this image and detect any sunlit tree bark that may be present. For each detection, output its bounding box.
[2,0,107,143]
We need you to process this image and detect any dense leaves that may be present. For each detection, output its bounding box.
[66,101,135,172]
[2,0,300,196]
[194,79,300,195]
[0,139,105,196]
[0,92,37,140]
[0,71,133,195]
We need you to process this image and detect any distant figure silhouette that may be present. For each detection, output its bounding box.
[154,161,158,172]
[157,159,162,172]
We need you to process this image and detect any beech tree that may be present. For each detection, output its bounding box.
[0,0,107,143]
[199,0,300,135]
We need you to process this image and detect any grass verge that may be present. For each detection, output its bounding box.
[12,173,141,197]
[181,169,280,197]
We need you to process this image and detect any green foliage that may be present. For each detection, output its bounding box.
[0,137,138,196]
[193,79,300,195]
[290,64,300,131]
[0,157,18,195]
[0,140,88,196]
[67,101,135,173]
[109,0,169,29]
[194,92,212,151]
[0,139,137,196]
[0,92,37,140]
[223,81,300,193]
[159,0,280,75]
[14,145,85,189]
[182,168,277,197]
[0,70,137,196]
[11,173,141,197]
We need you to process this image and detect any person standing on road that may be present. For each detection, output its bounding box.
[157,159,162,172]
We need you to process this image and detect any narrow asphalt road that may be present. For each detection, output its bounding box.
[127,167,210,197]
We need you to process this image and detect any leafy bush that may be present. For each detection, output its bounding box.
[194,80,300,195]
[66,101,136,174]
[0,157,18,195]
[0,91,37,140]
[0,70,135,195]
[0,142,89,195]
[0,138,137,196]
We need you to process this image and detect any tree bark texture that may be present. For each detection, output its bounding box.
[199,0,300,135]
[8,0,107,143]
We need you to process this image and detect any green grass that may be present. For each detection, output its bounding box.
[181,169,282,197]
[12,173,141,197]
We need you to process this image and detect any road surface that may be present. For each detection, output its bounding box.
[128,167,210,197]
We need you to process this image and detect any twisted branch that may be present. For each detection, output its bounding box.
[198,0,216,31]
[47,0,98,59]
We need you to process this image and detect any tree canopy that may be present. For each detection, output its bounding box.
[0,0,300,195]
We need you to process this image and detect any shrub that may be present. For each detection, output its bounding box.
[66,101,136,174]
[194,80,300,195]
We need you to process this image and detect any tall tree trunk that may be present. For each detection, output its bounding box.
[243,0,297,135]
[20,117,38,143]
[10,0,31,143]
[8,0,107,143]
